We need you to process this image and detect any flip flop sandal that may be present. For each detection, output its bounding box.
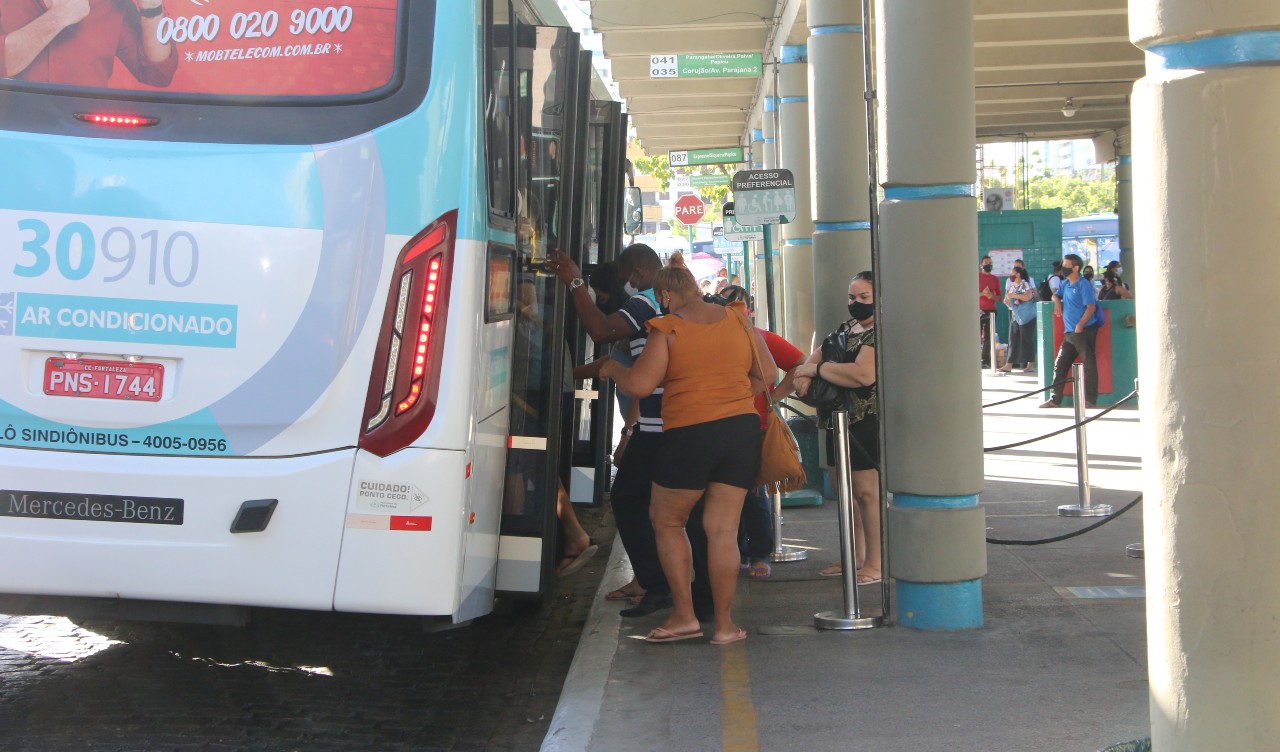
[710,627,747,646]
[555,544,599,577]
[748,562,772,580]
[644,627,704,644]
[605,587,645,602]
[856,574,882,585]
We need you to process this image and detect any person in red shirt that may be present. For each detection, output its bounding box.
[713,286,805,579]
[978,255,1001,367]
[1,0,177,88]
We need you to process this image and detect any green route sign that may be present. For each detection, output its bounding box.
[690,174,731,187]
[650,53,763,79]
[669,147,746,167]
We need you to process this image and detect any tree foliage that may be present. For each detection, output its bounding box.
[981,165,1117,219]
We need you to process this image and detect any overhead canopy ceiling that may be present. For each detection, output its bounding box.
[590,0,1142,156]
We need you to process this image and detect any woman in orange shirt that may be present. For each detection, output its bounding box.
[601,266,775,645]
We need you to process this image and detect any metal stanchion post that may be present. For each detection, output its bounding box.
[815,411,881,630]
[1059,362,1112,517]
[770,486,807,563]
[989,313,1004,377]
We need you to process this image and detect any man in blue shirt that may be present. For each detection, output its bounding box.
[1042,253,1107,408]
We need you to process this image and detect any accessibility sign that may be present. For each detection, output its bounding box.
[730,169,796,226]
[722,202,764,241]
[650,53,763,79]
[669,147,745,167]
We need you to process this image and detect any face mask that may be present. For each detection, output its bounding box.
[848,301,874,322]
[1115,267,1123,275]
[1083,270,1094,280]
[982,264,993,273]
[1061,266,1074,277]
[623,281,638,296]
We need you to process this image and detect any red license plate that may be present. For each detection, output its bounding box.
[43,358,164,402]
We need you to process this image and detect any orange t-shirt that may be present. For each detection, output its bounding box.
[645,305,757,430]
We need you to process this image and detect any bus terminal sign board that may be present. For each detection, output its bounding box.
[669,147,746,167]
[722,202,764,241]
[650,53,763,79]
[731,169,796,226]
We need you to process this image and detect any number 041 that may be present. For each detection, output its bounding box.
[649,54,678,78]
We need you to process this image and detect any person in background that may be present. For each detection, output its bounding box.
[707,285,804,580]
[999,266,1036,373]
[1012,258,1035,288]
[601,266,774,645]
[1042,253,1106,409]
[1082,265,1097,288]
[1101,261,1133,300]
[979,256,1001,367]
[1043,260,1065,301]
[547,244,673,617]
[790,272,882,585]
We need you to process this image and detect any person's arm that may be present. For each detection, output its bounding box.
[547,250,635,343]
[788,347,823,397]
[599,331,669,398]
[1075,305,1095,333]
[793,345,875,388]
[1,0,88,77]
[745,326,777,396]
[572,356,608,381]
[1115,284,1134,300]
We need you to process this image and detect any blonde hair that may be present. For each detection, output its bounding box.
[653,265,700,297]
[666,251,687,269]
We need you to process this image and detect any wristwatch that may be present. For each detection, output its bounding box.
[568,277,585,292]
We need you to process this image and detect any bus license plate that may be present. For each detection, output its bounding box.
[44,358,164,402]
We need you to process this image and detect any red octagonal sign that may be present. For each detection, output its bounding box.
[673,194,706,226]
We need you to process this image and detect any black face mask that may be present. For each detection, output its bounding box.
[1083,270,1094,280]
[982,264,993,273]
[848,301,874,322]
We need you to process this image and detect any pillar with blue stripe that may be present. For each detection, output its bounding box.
[778,43,814,348]
[1133,5,1280,748]
[807,0,872,336]
[759,97,781,333]
[1115,151,1134,290]
[875,0,985,630]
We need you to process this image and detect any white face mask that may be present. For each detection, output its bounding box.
[623,281,638,296]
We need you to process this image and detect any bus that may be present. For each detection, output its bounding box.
[1062,213,1120,270]
[0,0,633,626]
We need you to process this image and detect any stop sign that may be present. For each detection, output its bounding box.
[673,194,706,226]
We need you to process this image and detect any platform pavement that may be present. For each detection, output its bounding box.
[542,369,1150,752]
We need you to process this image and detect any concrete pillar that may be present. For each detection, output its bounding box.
[1115,145,1134,291]
[778,44,815,350]
[875,0,985,630]
[748,125,766,327]
[807,0,872,338]
[1131,3,1280,747]
[760,96,782,332]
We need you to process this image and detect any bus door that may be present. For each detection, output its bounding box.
[495,25,584,598]
[567,100,630,508]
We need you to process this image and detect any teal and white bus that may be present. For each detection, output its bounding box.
[0,0,632,625]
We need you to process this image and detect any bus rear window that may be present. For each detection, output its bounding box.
[0,0,401,99]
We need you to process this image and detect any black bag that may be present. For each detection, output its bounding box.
[795,327,854,411]
[1037,276,1055,301]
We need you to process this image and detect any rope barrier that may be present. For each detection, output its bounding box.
[982,377,1073,408]
[986,493,1142,545]
[983,389,1139,453]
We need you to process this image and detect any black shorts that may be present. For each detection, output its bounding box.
[824,415,880,472]
[653,413,762,491]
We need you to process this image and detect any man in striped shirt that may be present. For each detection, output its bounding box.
[549,244,673,616]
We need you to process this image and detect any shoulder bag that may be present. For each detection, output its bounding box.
[733,311,807,492]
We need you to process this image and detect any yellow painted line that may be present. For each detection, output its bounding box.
[719,641,760,752]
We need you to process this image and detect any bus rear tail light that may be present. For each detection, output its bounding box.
[74,113,159,128]
[360,211,456,456]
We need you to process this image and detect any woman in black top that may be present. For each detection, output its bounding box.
[790,271,882,585]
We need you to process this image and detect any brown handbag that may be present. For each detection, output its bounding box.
[733,310,808,492]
